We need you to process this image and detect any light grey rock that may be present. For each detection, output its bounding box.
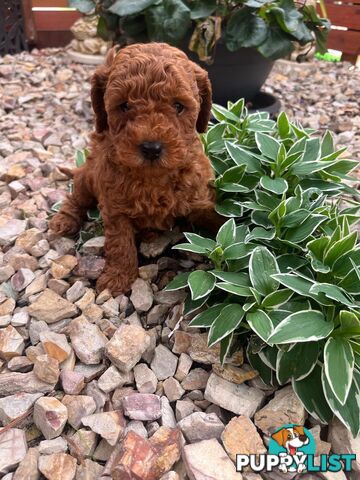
[105,324,150,372]
[0,429,28,475]
[205,373,265,417]
[0,392,42,425]
[11,311,29,327]
[28,288,78,323]
[179,412,225,443]
[62,394,96,429]
[134,363,158,394]
[122,393,161,421]
[0,219,27,247]
[0,371,55,396]
[98,365,133,393]
[151,344,178,380]
[328,417,360,472]
[183,438,242,480]
[163,377,185,402]
[33,397,68,440]
[82,410,125,446]
[175,353,193,382]
[65,280,86,303]
[69,315,107,364]
[130,278,154,312]
[39,437,68,455]
[13,447,39,480]
[125,420,148,439]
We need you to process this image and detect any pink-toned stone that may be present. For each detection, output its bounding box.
[38,453,76,480]
[60,369,85,394]
[82,410,126,446]
[33,397,68,439]
[0,325,25,360]
[62,394,96,429]
[122,393,161,421]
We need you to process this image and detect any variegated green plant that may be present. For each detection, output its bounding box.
[165,99,360,436]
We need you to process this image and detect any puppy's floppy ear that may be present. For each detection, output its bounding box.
[271,429,287,447]
[192,63,212,133]
[294,426,305,436]
[91,47,117,133]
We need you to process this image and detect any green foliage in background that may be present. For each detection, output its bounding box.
[165,99,360,435]
[68,0,330,61]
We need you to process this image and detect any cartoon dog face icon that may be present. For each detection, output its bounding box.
[271,426,310,473]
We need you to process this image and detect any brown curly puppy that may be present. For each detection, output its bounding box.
[50,42,220,294]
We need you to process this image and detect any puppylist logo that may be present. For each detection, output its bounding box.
[236,423,356,474]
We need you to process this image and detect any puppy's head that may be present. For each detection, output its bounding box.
[272,426,309,450]
[91,43,212,170]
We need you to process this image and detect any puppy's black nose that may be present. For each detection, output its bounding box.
[299,435,307,442]
[140,141,163,161]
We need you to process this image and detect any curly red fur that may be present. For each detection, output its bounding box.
[49,43,221,294]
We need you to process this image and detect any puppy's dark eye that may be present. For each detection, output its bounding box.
[119,102,129,112]
[174,102,184,114]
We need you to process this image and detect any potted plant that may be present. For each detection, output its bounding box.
[69,0,330,105]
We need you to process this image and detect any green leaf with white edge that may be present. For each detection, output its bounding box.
[276,342,319,384]
[211,104,239,123]
[184,233,216,250]
[219,183,250,193]
[282,209,311,229]
[109,0,156,16]
[235,225,249,243]
[216,282,253,297]
[301,138,321,162]
[259,345,278,370]
[322,368,360,437]
[321,131,334,157]
[164,272,190,291]
[309,283,355,308]
[268,310,334,344]
[187,0,217,19]
[247,310,274,343]
[208,304,245,347]
[216,219,236,249]
[255,132,281,160]
[215,199,243,218]
[262,288,293,308]
[293,364,333,424]
[220,333,234,365]
[210,271,251,286]
[189,304,224,328]
[247,345,273,384]
[285,214,327,243]
[225,142,262,173]
[260,176,288,195]
[307,236,330,260]
[172,243,207,254]
[272,273,334,306]
[339,311,360,331]
[220,165,246,184]
[277,112,290,138]
[249,246,280,296]
[324,337,354,405]
[184,295,209,316]
[223,243,255,261]
[246,227,276,243]
[188,270,216,301]
[323,232,357,267]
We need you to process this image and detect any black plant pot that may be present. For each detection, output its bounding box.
[186,43,274,106]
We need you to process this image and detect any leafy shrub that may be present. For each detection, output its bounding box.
[69,0,330,61]
[165,99,360,435]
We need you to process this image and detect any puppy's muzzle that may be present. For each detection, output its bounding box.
[139,141,164,162]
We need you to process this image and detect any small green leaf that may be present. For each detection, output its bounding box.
[247,310,274,342]
[220,333,234,365]
[210,271,250,286]
[184,233,216,250]
[172,243,207,254]
[249,246,280,296]
[189,304,224,328]
[225,7,269,50]
[164,272,190,291]
[323,232,357,267]
[268,310,334,344]
[215,199,243,218]
[262,289,293,308]
[225,142,262,173]
[277,112,290,138]
[188,270,216,301]
[285,214,327,243]
[223,243,255,261]
[255,132,281,160]
[324,337,354,405]
[246,227,276,242]
[309,283,354,307]
[216,282,253,297]
[260,176,288,195]
[208,304,245,347]
[216,219,236,249]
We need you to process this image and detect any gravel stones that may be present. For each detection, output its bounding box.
[105,324,150,372]
[130,278,154,312]
[69,315,107,364]
[151,344,178,380]
[0,325,25,360]
[222,416,266,462]
[122,393,162,421]
[205,373,265,417]
[0,429,28,475]
[134,363,158,394]
[62,394,96,429]
[28,289,78,323]
[38,453,77,480]
[33,397,68,439]
[178,412,224,443]
[82,410,126,446]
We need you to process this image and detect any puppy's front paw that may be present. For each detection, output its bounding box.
[49,213,81,236]
[96,268,137,296]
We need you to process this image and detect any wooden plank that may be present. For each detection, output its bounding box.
[327,28,360,54]
[35,30,73,48]
[32,0,70,7]
[325,4,360,29]
[33,10,81,31]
